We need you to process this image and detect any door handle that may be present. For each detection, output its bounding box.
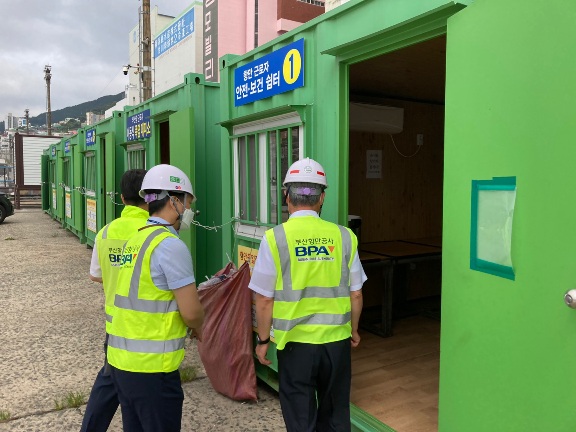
[564,289,576,308]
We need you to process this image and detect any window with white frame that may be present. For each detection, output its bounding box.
[233,113,303,238]
[50,162,56,185]
[62,158,71,187]
[84,152,96,194]
[127,143,146,169]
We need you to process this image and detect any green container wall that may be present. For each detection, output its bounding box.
[80,111,126,247]
[41,150,50,212]
[122,74,222,280]
[218,0,468,258]
[218,1,473,430]
[54,140,66,224]
[45,143,60,219]
[63,132,86,242]
[80,124,101,247]
[186,75,222,280]
[439,1,576,431]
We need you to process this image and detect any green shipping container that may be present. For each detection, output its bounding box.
[62,133,85,242]
[121,73,222,280]
[80,111,126,247]
[217,0,576,430]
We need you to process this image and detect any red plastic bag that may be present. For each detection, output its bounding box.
[196,261,257,401]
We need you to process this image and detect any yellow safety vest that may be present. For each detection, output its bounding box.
[95,206,148,334]
[265,216,357,350]
[107,225,188,373]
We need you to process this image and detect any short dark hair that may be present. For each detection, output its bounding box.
[287,182,324,207]
[120,169,147,206]
[146,190,186,216]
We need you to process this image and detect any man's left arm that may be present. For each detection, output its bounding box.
[350,289,363,348]
[249,236,277,365]
[254,293,274,365]
[89,243,103,284]
[349,249,367,347]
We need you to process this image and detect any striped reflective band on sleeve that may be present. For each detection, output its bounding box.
[114,228,179,314]
[274,311,352,332]
[338,225,352,286]
[105,313,113,323]
[272,224,352,303]
[107,334,186,354]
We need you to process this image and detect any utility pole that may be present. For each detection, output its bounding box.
[9,134,14,183]
[44,65,52,136]
[141,0,152,101]
[24,109,29,134]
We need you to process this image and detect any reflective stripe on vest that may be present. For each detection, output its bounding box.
[95,206,149,334]
[101,223,111,239]
[101,221,112,326]
[114,228,179,314]
[272,224,352,303]
[274,311,352,332]
[108,334,185,354]
[107,225,187,373]
[268,218,356,350]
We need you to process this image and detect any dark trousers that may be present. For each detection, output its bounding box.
[110,366,184,432]
[81,337,119,432]
[277,338,352,432]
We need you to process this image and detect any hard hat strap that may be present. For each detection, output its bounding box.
[143,190,169,203]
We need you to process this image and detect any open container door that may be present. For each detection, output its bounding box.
[440,1,576,431]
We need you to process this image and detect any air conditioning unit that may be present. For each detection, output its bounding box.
[349,103,404,134]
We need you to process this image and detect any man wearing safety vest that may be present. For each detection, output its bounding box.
[83,169,148,432]
[250,158,366,432]
[107,164,204,432]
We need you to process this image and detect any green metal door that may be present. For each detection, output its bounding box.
[440,1,576,431]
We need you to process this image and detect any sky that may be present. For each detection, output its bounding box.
[0,0,193,122]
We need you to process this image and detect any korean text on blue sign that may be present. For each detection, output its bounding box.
[127,110,151,142]
[234,38,304,107]
[86,129,96,147]
[64,140,71,153]
[154,8,195,58]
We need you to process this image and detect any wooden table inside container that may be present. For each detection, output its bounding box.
[358,251,393,337]
[359,251,388,263]
[400,236,443,248]
[359,242,441,338]
[362,241,441,258]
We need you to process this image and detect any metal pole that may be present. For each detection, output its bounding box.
[142,0,152,101]
[9,134,14,187]
[24,109,29,134]
[44,65,52,136]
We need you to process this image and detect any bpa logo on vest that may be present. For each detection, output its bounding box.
[108,253,138,267]
[295,245,335,262]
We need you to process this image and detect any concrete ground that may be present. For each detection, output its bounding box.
[0,209,285,431]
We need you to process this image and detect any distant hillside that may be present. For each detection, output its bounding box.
[30,92,124,126]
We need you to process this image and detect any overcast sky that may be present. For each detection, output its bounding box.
[0,0,192,121]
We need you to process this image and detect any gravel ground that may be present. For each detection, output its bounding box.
[0,208,285,431]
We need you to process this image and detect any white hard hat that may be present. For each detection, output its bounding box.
[139,164,195,202]
[283,158,328,188]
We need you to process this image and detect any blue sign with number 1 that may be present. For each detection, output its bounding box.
[234,38,304,106]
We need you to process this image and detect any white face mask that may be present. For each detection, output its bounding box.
[179,208,195,230]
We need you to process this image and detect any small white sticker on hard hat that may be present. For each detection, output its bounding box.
[303,166,313,174]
